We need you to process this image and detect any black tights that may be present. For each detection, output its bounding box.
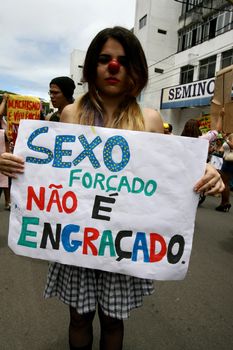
[98,305,124,350]
[69,305,124,350]
[69,307,95,349]
[219,171,231,205]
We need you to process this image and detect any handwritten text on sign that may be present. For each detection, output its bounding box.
[8,120,208,280]
[7,94,40,144]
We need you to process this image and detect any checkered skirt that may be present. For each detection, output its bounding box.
[44,263,155,319]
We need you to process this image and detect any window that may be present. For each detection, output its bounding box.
[178,30,192,51]
[216,10,232,35]
[209,17,217,39]
[221,49,233,69]
[154,68,164,74]
[199,55,216,80]
[158,29,167,35]
[191,28,197,47]
[178,24,202,52]
[195,25,202,44]
[216,13,224,35]
[180,65,194,84]
[181,33,186,51]
[178,4,233,52]
[139,15,147,29]
[224,11,231,31]
[181,0,203,15]
[202,21,210,41]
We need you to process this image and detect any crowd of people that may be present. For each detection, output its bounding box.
[163,116,233,212]
[0,25,230,350]
[0,76,76,211]
[0,93,11,210]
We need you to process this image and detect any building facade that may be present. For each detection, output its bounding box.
[134,0,233,134]
[70,49,86,98]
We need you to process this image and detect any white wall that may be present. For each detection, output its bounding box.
[134,0,181,66]
[134,0,151,58]
[70,49,86,98]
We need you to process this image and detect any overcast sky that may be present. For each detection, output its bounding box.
[0,0,136,100]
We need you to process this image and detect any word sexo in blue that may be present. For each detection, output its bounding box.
[26,126,131,172]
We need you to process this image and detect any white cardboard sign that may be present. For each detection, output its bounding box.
[8,120,208,280]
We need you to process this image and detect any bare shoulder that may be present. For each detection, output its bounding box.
[142,108,164,133]
[60,104,77,124]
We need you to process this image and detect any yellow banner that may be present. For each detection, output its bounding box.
[7,94,40,143]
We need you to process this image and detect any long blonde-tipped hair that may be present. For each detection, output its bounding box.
[73,26,148,132]
[73,92,145,131]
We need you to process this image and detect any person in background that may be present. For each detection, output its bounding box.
[208,134,224,170]
[230,177,233,191]
[46,76,76,122]
[181,119,202,138]
[180,117,223,206]
[0,93,11,209]
[180,117,225,149]
[211,134,224,157]
[39,105,46,120]
[45,108,55,120]
[181,119,216,141]
[163,122,173,134]
[0,93,8,129]
[0,27,224,350]
[215,133,233,212]
[0,93,7,112]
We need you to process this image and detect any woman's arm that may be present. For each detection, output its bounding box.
[215,109,224,132]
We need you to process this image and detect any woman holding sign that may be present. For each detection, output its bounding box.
[0,27,224,350]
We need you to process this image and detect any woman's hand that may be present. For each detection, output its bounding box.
[194,163,224,195]
[2,93,9,101]
[0,152,24,178]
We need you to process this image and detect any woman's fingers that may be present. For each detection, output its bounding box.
[1,152,24,163]
[0,152,25,178]
[194,164,224,195]
[204,177,225,195]
[1,170,18,179]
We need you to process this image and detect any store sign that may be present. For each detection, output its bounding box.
[161,78,215,109]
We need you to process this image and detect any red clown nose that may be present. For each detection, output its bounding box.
[108,60,121,74]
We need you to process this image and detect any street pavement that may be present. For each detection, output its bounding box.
[0,194,232,350]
